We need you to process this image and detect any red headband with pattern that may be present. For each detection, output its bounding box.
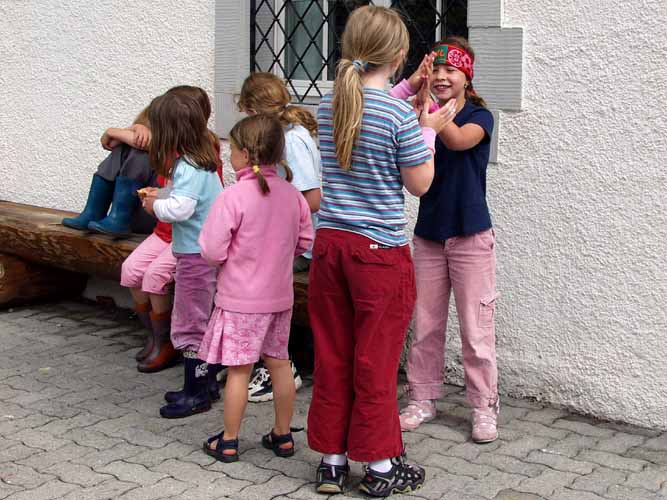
[433,45,474,80]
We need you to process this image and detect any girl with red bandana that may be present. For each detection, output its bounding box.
[398,37,500,444]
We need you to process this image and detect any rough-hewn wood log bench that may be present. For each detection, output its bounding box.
[0,201,310,327]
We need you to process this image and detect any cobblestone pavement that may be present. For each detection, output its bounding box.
[0,300,665,500]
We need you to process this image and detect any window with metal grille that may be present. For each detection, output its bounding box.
[250,0,468,103]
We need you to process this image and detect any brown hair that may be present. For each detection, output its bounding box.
[238,72,317,138]
[167,85,222,165]
[228,114,291,195]
[148,92,218,178]
[433,36,487,108]
[133,106,151,127]
[333,6,409,170]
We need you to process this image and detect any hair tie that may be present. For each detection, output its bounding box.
[252,165,260,174]
[352,59,368,72]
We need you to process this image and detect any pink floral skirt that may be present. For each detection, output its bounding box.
[198,307,292,366]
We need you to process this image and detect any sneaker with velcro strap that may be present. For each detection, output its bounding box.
[358,455,425,497]
[315,459,349,494]
[248,360,302,403]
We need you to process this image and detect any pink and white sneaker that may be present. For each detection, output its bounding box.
[471,402,499,443]
[399,400,436,431]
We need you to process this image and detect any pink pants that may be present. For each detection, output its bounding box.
[120,233,176,295]
[406,230,498,408]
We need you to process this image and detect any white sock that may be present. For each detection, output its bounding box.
[323,453,347,466]
[369,458,392,473]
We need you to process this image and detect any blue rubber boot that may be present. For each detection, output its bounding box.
[62,175,114,230]
[164,364,221,403]
[160,354,211,419]
[87,176,142,237]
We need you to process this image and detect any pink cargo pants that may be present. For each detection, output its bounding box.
[406,229,498,408]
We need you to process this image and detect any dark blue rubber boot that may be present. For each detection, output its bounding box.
[164,364,221,403]
[87,176,142,237]
[62,175,114,230]
[159,354,211,419]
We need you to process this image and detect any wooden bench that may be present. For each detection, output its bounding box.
[0,201,310,327]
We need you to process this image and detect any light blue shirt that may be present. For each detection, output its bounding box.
[279,124,321,259]
[171,158,223,254]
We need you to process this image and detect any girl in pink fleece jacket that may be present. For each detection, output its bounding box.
[198,114,313,463]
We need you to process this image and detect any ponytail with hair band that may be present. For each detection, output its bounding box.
[253,164,271,195]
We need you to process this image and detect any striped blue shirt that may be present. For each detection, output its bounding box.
[317,88,430,246]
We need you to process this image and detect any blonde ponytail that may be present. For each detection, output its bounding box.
[333,59,365,171]
[332,5,410,171]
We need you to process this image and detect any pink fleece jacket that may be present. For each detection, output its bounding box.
[198,166,314,313]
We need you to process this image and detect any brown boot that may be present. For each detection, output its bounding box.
[137,310,179,373]
[134,302,155,362]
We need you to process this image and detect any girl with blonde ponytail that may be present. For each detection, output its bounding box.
[306,5,455,497]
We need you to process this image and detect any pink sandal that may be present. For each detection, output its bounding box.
[399,400,436,431]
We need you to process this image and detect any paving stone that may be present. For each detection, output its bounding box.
[60,428,125,450]
[44,461,114,487]
[520,408,570,426]
[505,420,571,440]
[550,488,609,500]
[495,437,553,459]
[0,484,23,500]
[624,465,667,492]
[60,478,138,499]
[552,419,616,438]
[541,434,599,458]
[524,450,595,474]
[413,422,468,443]
[3,479,79,500]
[72,442,144,468]
[595,433,648,454]
[605,484,667,500]
[576,450,649,472]
[18,443,95,471]
[474,452,546,478]
[206,460,279,484]
[234,474,308,500]
[0,444,40,464]
[625,447,667,466]
[644,434,667,451]
[423,454,493,479]
[172,477,247,499]
[96,460,168,486]
[33,412,105,436]
[123,441,197,468]
[0,463,55,488]
[0,414,55,437]
[516,470,580,497]
[462,470,527,498]
[494,490,545,500]
[115,478,189,499]
[570,466,628,495]
[10,429,71,452]
[152,458,224,485]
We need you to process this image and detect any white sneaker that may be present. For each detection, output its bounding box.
[248,361,302,403]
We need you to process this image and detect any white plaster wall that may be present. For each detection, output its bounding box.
[0,0,216,211]
[461,0,667,429]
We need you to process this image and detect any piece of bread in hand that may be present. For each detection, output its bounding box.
[137,188,150,199]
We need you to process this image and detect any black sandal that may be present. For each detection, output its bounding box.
[203,431,239,463]
[261,430,295,457]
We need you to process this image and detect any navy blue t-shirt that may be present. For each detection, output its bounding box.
[414,100,494,241]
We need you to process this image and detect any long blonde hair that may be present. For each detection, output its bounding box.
[238,72,317,138]
[333,6,409,170]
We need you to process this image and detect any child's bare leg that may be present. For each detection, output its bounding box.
[129,288,149,305]
[148,293,171,314]
[263,355,295,450]
[220,364,254,455]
